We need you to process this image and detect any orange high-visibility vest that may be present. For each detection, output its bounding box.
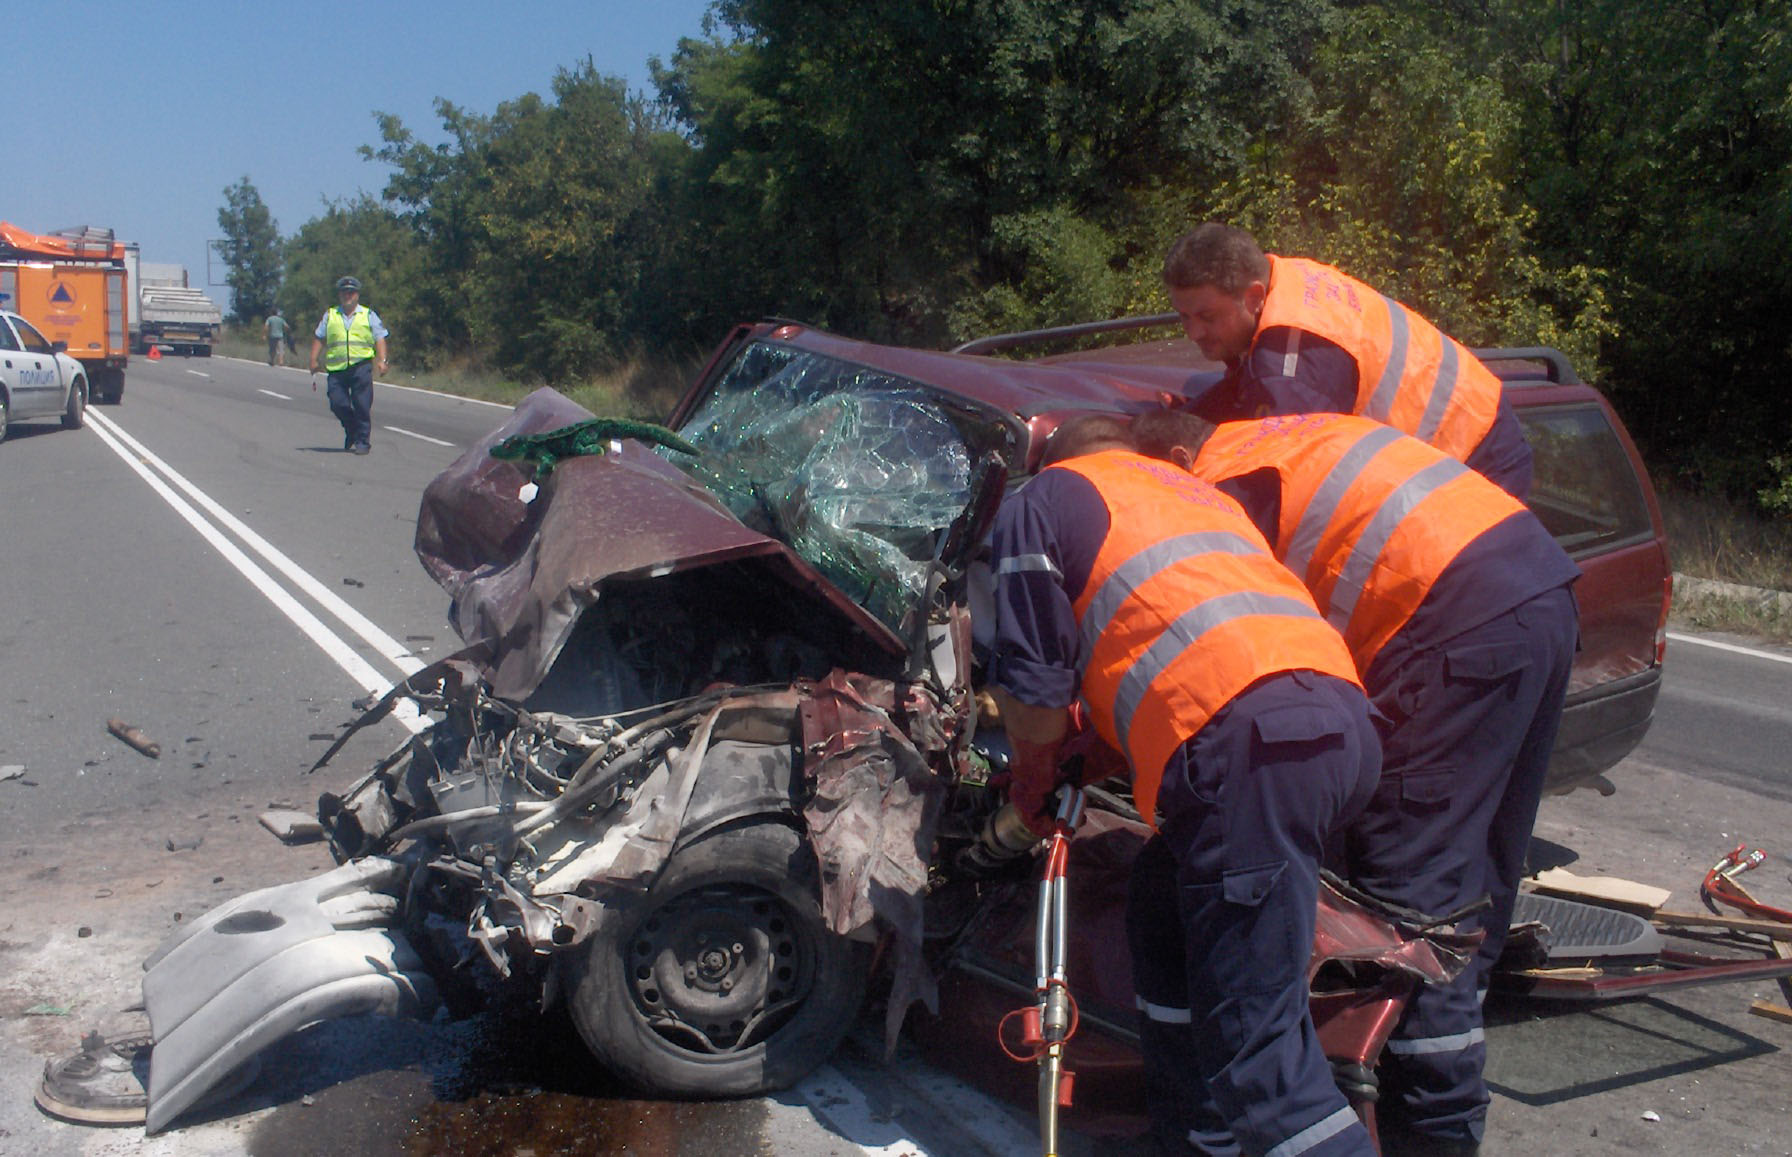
[1256,255,1503,463]
[1055,450,1360,824]
[1192,414,1528,672]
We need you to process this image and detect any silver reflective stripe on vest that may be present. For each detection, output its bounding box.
[1415,335,1461,443]
[1284,425,1404,584]
[1112,592,1322,754]
[1365,294,1410,422]
[997,552,1061,579]
[1261,1105,1363,1157]
[1079,532,1263,655]
[1325,457,1467,635]
[1384,1027,1486,1056]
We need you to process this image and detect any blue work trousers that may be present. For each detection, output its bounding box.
[1126,671,1382,1157]
[1343,585,1578,1145]
[326,360,374,449]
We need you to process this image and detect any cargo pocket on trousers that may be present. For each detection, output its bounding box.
[1250,704,1346,750]
[1443,640,1529,685]
[1394,765,1457,814]
[1183,861,1299,999]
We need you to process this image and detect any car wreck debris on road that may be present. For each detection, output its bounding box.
[105,718,160,759]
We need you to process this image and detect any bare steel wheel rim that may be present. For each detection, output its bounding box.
[628,883,816,1055]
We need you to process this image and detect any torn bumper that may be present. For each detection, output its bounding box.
[140,856,437,1133]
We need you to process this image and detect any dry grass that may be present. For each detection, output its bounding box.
[214,325,699,421]
[1660,486,1792,644]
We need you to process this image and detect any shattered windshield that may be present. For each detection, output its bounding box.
[670,341,980,632]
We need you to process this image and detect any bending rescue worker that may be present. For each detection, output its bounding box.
[1161,223,1533,500]
[1132,408,1580,1155]
[983,415,1384,1157]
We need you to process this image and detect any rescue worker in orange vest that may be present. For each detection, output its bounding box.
[1132,408,1580,1156]
[981,415,1383,1157]
[1161,223,1534,500]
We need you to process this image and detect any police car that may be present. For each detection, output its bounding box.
[0,302,88,443]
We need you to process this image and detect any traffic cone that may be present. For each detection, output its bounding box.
[146,345,162,361]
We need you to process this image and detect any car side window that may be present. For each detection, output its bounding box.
[1517,402,1654,555]
[10,316,52,354]
[0,318,20,352]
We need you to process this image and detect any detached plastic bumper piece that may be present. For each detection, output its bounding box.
[139,857,438,1134]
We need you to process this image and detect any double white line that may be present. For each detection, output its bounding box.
[84,409,429,732]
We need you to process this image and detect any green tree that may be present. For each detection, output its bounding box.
[216,177,282,322]
[362,61,683,382]
[1487,0,1792,497]
[654,0,1334,344]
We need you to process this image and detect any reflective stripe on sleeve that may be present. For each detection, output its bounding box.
[1324,456,1465,635]
[1383,1027,1486,1055]
[1113,592,1324,753]
[1281,327,1302,379]
[996,553,1061,579]
[1134,996,1193,1024]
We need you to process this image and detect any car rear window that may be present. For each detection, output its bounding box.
[1516,403,1655,556]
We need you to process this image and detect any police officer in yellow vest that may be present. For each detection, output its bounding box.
[308,276,389,455]
[1161,223,1534,500]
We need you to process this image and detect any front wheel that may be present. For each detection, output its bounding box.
[62,378,87,430]
[563,821,867,1097]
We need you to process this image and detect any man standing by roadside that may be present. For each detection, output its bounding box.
[309,276,388,455]
[263,309,288,367]
[982,415,1382,1157]
[1133,408,1580,1156]
[1161,223,1534,499]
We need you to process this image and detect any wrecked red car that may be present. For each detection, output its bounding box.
[100,319,1669,1136]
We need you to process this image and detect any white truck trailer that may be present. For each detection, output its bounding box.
[122,245,223,356]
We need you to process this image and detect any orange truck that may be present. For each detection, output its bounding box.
[0,222,130,403]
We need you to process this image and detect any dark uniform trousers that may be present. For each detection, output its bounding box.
[1343,585,1579,1144]
[326,359,375,449]
[1127,671,1382,1157]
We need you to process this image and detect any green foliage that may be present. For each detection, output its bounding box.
[656,0,1333,343]
[257,1,1792,512]
[216,177,282,323]
[1492,0,1792,499]
[361,60,684,383]
[1762,456,1792,517]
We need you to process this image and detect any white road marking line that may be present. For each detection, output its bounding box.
[796,1065,935,1156]
[376,378,512,407]
[259,388,292,400]
[186,370,211,378]
[1667,631,1792,666]
[383,424,455,447]
[86,410,427,730]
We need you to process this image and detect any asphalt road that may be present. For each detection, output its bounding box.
[2,354,1791,1156]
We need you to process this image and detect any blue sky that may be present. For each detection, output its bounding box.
[11,1,721,310]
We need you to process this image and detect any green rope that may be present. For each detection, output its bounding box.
[489,417,699,478]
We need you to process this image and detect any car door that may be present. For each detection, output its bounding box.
[5,312,65,418]
[0,314,28,423]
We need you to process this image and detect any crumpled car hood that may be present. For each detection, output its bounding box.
[415,387,905,702]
